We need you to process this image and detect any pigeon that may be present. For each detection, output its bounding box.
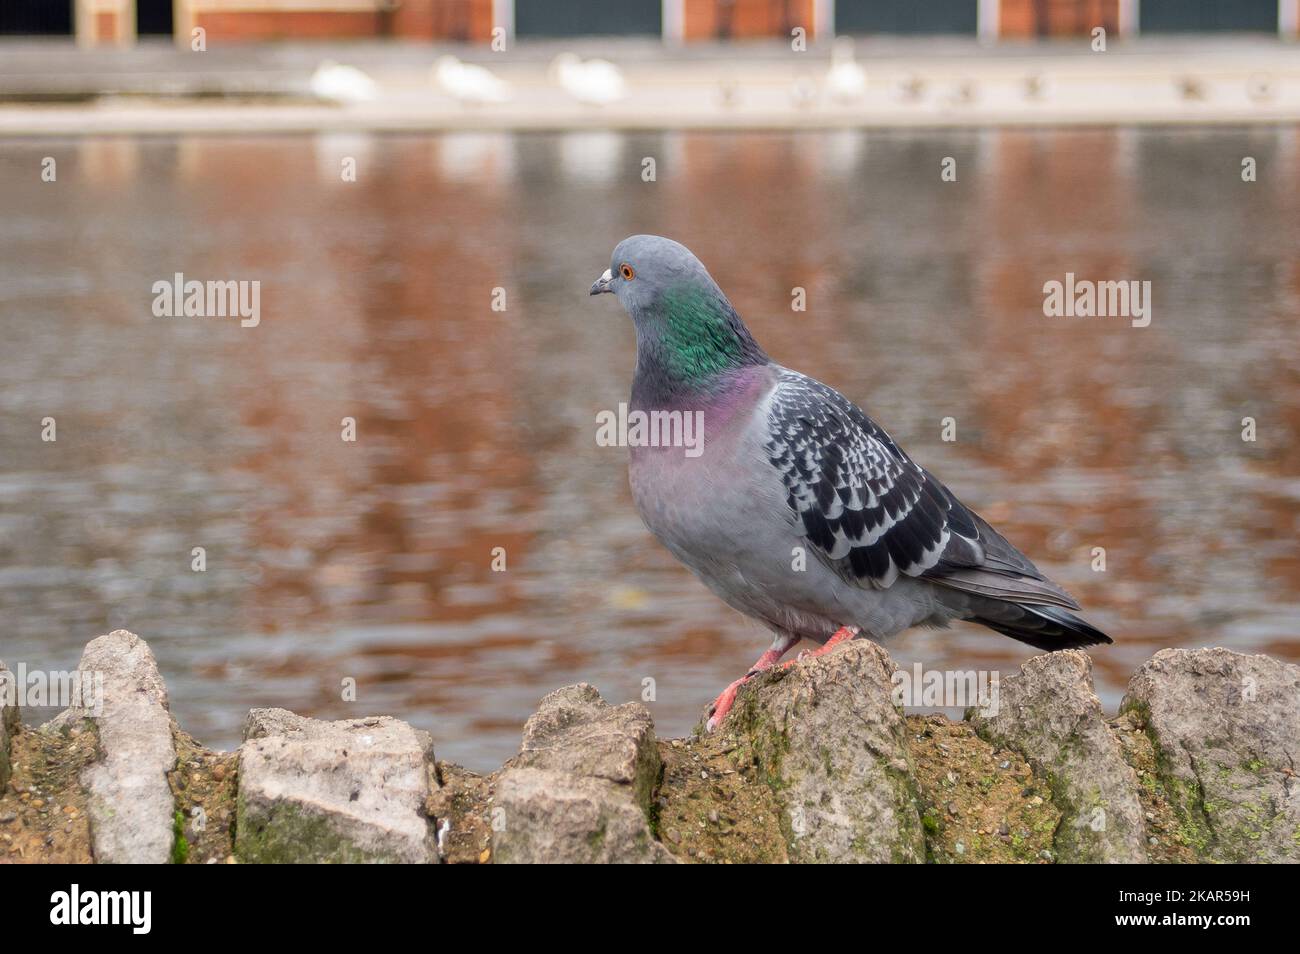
[590,235,1112,731]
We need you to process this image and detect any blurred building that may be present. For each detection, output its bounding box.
[1,0,1296,46]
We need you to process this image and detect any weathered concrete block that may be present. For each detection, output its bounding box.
[973,650,1147,863]
[731,640,926,863]
[493,767,674,864]
[492,683,672,863]
[516,683,660,812]
[1121,648,1300,863]
[236,709,437,864]
[55,631,178,864]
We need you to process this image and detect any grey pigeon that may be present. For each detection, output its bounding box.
[590,235,1111,730]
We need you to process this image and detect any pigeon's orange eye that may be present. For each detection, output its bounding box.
[619,263,635,281]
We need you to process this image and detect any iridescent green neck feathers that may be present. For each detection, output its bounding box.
[633,284,768,399]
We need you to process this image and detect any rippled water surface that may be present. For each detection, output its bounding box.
[2,128,1298,770]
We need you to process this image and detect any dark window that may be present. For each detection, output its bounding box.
[1141,0,1278,32]
[836,0,978,35]
[137,0,175,36]
[0,0,73,35]
[515,0,662,37]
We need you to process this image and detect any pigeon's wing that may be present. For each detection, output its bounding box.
[763,370,1079,608]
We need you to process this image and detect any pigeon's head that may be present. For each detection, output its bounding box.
[590,234,721,317]
[590,235,767,382]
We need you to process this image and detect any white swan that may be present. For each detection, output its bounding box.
[309,61,379,104]
[550,53,626,106]
[432,55,512,105]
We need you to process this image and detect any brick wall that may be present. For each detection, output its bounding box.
[187,0,493,42]
[684,0,818,41]
[999,0,1119,38]
[196,11,380,40]
[420,0,494,41]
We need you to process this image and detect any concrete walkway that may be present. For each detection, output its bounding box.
[2,36,1299,134]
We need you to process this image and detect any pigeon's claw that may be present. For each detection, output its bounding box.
[705,677,746,732]
[704,635,800,732]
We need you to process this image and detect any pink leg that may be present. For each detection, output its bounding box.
[706,633,799,732]
[778,625,860,670]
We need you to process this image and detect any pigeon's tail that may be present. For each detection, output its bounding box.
[968,600,1112,651]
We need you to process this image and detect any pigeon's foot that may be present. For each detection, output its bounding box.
[705,634,799,732]
[780,625,860,670]
[705,677,747,733]
[705,627,860,731]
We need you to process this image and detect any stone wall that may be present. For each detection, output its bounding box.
[2,630,1297,863]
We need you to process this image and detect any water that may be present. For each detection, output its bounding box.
[1,127,1297,771]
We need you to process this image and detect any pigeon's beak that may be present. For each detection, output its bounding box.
[589,268,614,296]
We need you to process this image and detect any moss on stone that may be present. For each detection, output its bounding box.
[1138,720,1211,854]
[235,792,410,864]
[653,734,790,864]
[171,810,189,864]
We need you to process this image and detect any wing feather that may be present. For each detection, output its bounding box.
[764,369,1078,609]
